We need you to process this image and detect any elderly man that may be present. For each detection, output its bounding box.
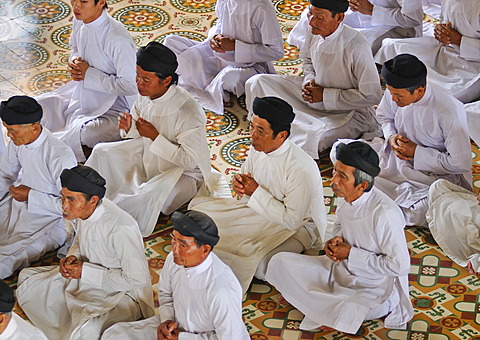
[266,141,413,334]
[375,0,480,103]
[367,54,471,227]
[288,0,423,53]
[246,0,382,159]
[102,210,250,340]
[163,0,283,114]
[0,280,47,339]
[16,165,154,340]
[86,42,226,237]
[36,0,137,161]
[189,96,327,293]
[427,179,480,276]
[0,96,76,279]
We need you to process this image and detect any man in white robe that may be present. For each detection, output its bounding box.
[287,0,423,53]
[266,141,413,334]
[375,0,480,103]
[189,96,327,293]
[368,54,472,226]
[0,280,48,340]
[36,0,137,161]
[246,0,382,159]
[86,42,227,237]
[16,165,155,340]
[427,179,480,276]
[0,96,76,279]
[102,210,250,340]
[163,0,283,115]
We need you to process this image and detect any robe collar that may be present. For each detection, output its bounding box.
[324,22,344,42]
[263,139,290,158]
[0,314,17,339]
[409,84,432,108]
[348,189,372,207]
[83,9,108,28]
[23,127,47,150]
[183,252,213,276]
[83,201,105,223]
[148,85,176,105]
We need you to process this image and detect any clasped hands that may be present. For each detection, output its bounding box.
[324,236,351,262]
[209,34,235,53]
[68,56,90,81]
[8,185,31,202]
[60,255,83,279]
[157,320,179,340]
[388,134,417,160]
[302,80,324,104]
[348,0,373,15]
[232,172,259,198]
[434,22,462,46]
[118,112,159,141]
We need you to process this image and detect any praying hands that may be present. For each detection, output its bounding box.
[388,134,417,160]
[324,236,351,262]
[434,22,462,46]
[209,34,235,53]
[68,56,90,81]
[59,255,83,279]
[302,79,324,103]
[348,0,373,15]
[232,172,259,198]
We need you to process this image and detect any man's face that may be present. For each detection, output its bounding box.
[70,0,105,24]
[135,65,171,100]
[249,115,285,154]
[308,6,343,38]
[171,230,209,268]
[61,187,96,220]
[3,122,39,146]
[386,85,424,107]
[331,160,365,202]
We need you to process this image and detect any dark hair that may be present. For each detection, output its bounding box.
[269,121,291,139]
[154,72,179,87]
[193,238,214,251]
[353,168,375,192]
[93,0,108,9]
[329,10,340,17]
[405,81,426,95]
[80,193,102,206]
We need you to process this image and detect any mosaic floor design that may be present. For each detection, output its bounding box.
[2,0,480,339]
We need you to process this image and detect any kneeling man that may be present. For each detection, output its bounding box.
[102,210,249,339]
[16,165,154,340]
[266,141,413,334]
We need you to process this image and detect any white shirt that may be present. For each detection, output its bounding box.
[0,313,48,340]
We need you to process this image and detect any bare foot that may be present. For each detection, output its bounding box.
[318,325,336,332]
[467,261,480,276]
[277,295,290,307]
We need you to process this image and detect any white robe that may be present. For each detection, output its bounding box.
[266,188,413,334]
[16,199,155,340]
[86,85,228,237]
[0,128,76,279]
[246,23,382,158]
[189,139,327,293]
[465,100,480,146]
[0,313,48,340]
[163,0,283,115]
[427,179,480,273]
[36,10,137,161]
[288,0,423,53]
[375,0,480,103]
[422,0,442,37]
[102,252,249,340]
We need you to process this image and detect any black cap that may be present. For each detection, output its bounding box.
[137,41,178,75]
[381,54,427,89]
[60,165,106,199]
[0,280,15,313]
[253,96,295,126]
[336,141,380,177]
[0,95,43,125]
[172,210,219,247]
[310,0,349,12]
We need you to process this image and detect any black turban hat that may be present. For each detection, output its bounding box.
[0,95,42,125]
[0,280,15,313]
[336,141,380,177]
[60,165,106,199]
[310,0,349,13]
[172,210,219,247]
[137,41,178,75]
[381,54,427,89]
[253,96,295,126]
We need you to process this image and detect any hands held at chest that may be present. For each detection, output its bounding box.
[118,112,159,141]
[8,185,31,202]
[118,112,132,133]
[232,172,259,198]
[157,320,179,340]
[388,134,417,160]
[349,0,374,15]
[209,34,235,53]
[324,236,351,262]
[302,80,324,104]
[434,22,462,46]
[68,56,90,81]
[60,255,83,279]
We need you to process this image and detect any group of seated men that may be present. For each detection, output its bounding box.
[0,0,480,338]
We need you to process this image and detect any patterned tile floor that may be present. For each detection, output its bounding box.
[1,0,480,339]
